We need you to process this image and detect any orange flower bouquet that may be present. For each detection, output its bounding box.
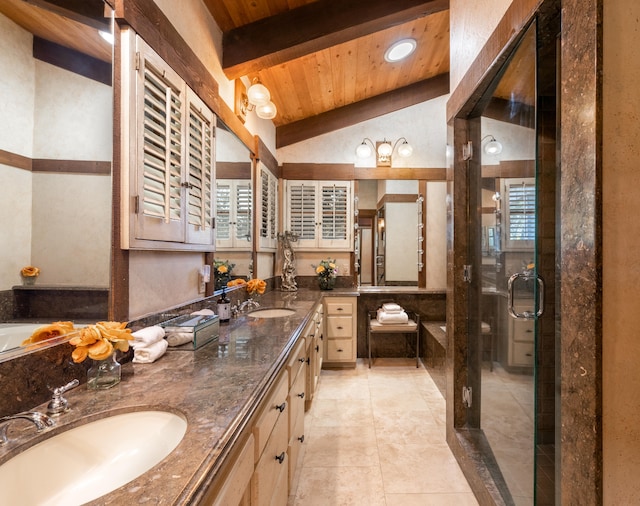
[246,278,266,296]
[70,321,133,363]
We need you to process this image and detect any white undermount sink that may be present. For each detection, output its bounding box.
[248,308,295,318]
[0,410,187,505]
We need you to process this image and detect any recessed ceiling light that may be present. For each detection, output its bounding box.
[384,38,417,63]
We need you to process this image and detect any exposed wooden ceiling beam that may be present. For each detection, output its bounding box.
[276,73,449,149]
[222,0,449,79]
[23,0,110,30]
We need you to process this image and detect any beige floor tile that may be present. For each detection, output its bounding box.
[373,408,445,446]
[314,376,370,400]
[310,398,373,428]
[386,492,479,505]
[378,442,473,495]
[291,466,386,506]
[303,424,379,467]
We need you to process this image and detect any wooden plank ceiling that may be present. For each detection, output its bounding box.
[204,0,451,147]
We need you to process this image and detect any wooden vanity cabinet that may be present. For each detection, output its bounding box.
[323,296,357,367]
[305,304,323,409]
[286,338,307,488]
[252,372,289,506]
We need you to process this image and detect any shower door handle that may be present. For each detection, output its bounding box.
[507,273,544,319]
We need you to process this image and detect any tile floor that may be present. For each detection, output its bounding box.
[288,358,479,505]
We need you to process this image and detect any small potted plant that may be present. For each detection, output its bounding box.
[213,259,235,291]
[313,258,338,290]
[20,265,40,286]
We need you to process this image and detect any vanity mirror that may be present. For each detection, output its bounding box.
[214,120,254,279]
[0,1,113,358]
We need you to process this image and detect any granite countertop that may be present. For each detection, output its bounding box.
[0,289,324,505]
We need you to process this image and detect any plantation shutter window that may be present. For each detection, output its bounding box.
[215,179,252,250]
[285,180,353,250]
[258,165,278,251]
[503,178,536,250]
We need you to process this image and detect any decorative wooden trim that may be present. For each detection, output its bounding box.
[281,163,355,181]
[24,0,110,31]
[0,149,32,171]
[277,74,450,148]
[354,167,446,180]
[222,0,449,79]
[446,0,541,122]
[33,36,112,85]
[418,179,427,289]
[377,193,419,208]
[216,161,252,180]
[254,136,279,176]
[480,160,535,178]
[32,159,111,175]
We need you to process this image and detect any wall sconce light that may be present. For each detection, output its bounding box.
[482,135,503,155]
[239,78,277,120]
[355,137,413,166]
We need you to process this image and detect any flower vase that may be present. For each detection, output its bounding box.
[87,353,121,390]
[21,276,36,286]
[318,277,335,290]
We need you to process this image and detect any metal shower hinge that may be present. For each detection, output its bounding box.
[462,386,472,408]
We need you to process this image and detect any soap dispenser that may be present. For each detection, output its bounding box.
[217,289,231,323]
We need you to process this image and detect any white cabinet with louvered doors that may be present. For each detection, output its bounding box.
[122,32,216,250]
[284,180,353,250]
[215,179,252,250]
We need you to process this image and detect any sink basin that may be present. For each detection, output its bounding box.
[0,410,187,505]
[248,308,295,318]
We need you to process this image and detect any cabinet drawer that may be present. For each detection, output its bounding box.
[326,339,353,361]
[252,411,288,506]
[511,341,534,366]
[288,365,306,434]
[325,299,353,315]
[288,414,305,489]
[210,433,254,506]
[253,372,288,462]
[286,339,307,389]
[512,319,535,342]
[326,316,352,338]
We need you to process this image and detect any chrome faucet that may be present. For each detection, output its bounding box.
[239,298,260,312]
[0,412,55,445]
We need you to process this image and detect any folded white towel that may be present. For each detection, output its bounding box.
[382,303,403,313]
[132,338,168,363]
[131,325,165,348]
[166,332,193,347]
[377,309,409,325]
[191,309,215,316]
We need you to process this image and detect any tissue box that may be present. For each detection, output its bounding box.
[160,313,219,350]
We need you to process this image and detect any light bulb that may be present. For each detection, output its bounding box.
[356,142,372,158]
[397,141,413,157]
[247,81,270,106]
[484,138,503,155]
[384,39,417,63]
[255,101,277,119]
[377,141,393,157]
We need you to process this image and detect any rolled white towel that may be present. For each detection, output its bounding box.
[166,332,193,347]
[377,309,409,325]
[191,308,215,316]
[131,325,165,349]
[132,338,168,363]
[382,303,403,313]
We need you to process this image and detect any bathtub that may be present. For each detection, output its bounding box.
[0,323,58,353]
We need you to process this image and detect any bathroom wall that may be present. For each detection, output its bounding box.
[602,0,640,502]
[0,14,111,290]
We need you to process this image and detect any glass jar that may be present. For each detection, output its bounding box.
[87,353,121,390]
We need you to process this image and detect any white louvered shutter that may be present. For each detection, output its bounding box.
[185,89,215,245]
[215,180,252,250]
[287,181,317,249]
[258,165,278,250]
[134,38,186,242]
[504,178,536,250]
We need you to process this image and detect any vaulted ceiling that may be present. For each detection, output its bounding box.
[0,0,452,148]
[203,0,451,147]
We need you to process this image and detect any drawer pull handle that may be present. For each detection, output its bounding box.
[306,357,310,364]
[337,349,343,352]
[275,402,286,413]
[298,434,305,443]
[275,452,286,464]
[297,392,305,399]
[336,326,343,330]
[315,345,320,352]
[298,357,305,363]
